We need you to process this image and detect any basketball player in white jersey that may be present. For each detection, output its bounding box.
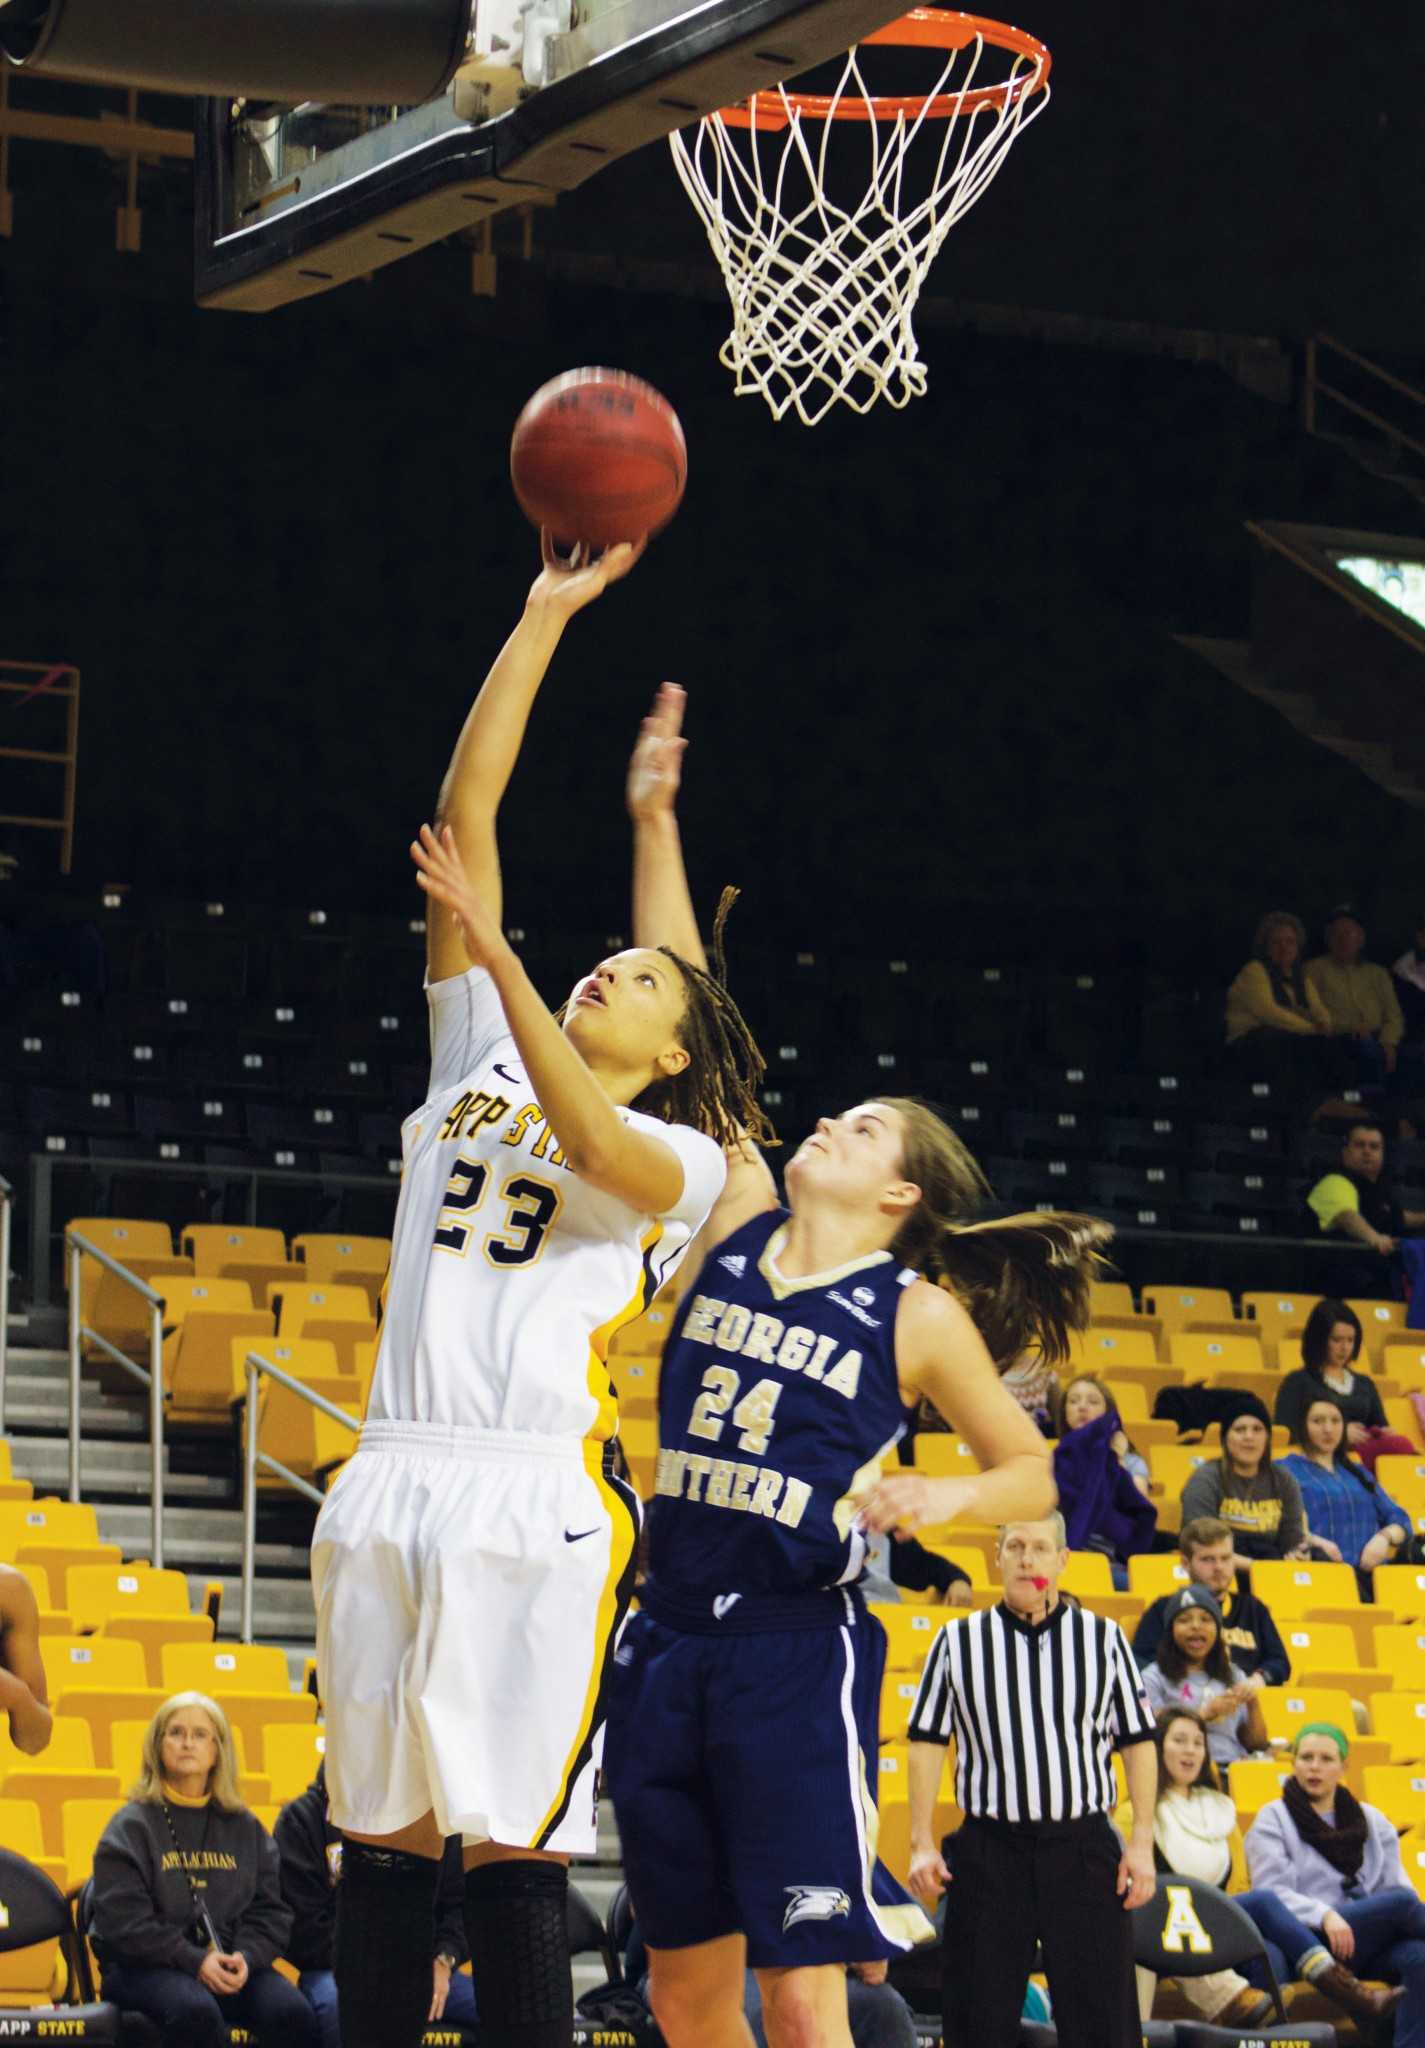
[311,535,772,2048]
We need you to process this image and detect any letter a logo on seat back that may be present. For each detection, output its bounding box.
[1159,1885,1213,1953]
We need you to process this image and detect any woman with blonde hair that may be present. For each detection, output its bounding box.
[90,1690,317,2048]
[1224,911,1345,1097]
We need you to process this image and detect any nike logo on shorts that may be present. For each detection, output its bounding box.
[565,1527,600,1543]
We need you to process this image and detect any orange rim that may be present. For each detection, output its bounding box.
[717,9,1050,130]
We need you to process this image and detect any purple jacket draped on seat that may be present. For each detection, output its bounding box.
[1053,1409,1158,1559]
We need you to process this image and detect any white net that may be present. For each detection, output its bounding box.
[669,12,1050,425]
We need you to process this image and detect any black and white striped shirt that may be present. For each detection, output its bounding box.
[906,1599,1156,1825]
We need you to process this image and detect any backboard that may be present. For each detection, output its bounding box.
[194,0,912,311]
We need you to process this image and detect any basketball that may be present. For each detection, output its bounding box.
[509,367,687,549]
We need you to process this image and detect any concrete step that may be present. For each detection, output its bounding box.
[199,1571,316,1641]
[5,1376,148,1436]
[98,1500,309,1575]
[9,1434,230,1504]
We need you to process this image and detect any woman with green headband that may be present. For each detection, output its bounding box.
[1238,1723,1421,2031]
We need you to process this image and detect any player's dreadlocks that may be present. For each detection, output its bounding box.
[631,887,777,1152]
[878,1096,1112,1367]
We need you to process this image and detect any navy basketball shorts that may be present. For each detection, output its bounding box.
[604,1592,931,1969]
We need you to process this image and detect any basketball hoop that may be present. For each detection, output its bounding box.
[669,10,1051,425]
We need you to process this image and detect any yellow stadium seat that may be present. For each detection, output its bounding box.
[1142,1285,1236,1333]
[609,1301,676,1360]
[880,1673,924,1743]
[1372,1694,1425,1764]
[40,1635,147,1695]
[263,1722,327,1803]
[16,1546,123,1608]
[1373,1625,1425,1688]
[1281,1620,1391,1702]
[1256,1686,1357,1751]
[1383,1341,1425,1390]
[100,1617,215,1688]
[1276,1337,1305,1373]
[251,1804,282,1835]
[1091,1313,1167,1358]
[616,1383,657,1421]
[1347,1299,1408,1363]
[232,1335,344,1391]
[1241,1292,1321,1352]
[14,1561,70,1636]
[181,1225,289,1277]
[293,1233,390,1284]
[1090,1281,1136,1319]
[1169,1332,1265,1379]
[1126,1554,1191,1601]
[1105,1380,1150,1423]
[245,1377,362,1487]
[0,1764,123,1854]
[214,1693,317,1760]
[870,1602,944,1674]
[86,1256,196,1366]
[220,1260,309,1310]
[55,1689,165,1768]
[875,1750,960,1886]
[914,1436,981,1477]
[0,1796,66,1889]
[1364,1766,1425,1829]
[161,1275,259,1326]
[1059,1553,1114,1597]
[1398,1833,1425,1901]
[1227,1758,1286,1822]
[61,1795,123,1889]
[1077,1358,1186,1409]
[1376,1458,1425,1513]
[272,1283,372,1338]
[67,1217,175,1316]
[0,1501,101,1553]
[166,1297,273,1424]
[1148,1444,1215,1500]
[1385,1400,1425,1452]
[933,1546,989,1588]
[618,1418,659,1467]
[312,1410,360,1486]
[1249,1560,1360,1618]
[0,1716,93,1777]
[162,1643,291,1694]
[348,1339,379,1399]
[1372,1567,1425,1621]
[67,1564,186,1636]
[1069,1328,1158,1370]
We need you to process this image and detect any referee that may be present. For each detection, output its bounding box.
[905,1512,1157,2048]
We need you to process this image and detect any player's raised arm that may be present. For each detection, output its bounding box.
[428,532,645,985]
[627,683,778,1239]
[0,1566,52,1755]
[414,825,693,1214]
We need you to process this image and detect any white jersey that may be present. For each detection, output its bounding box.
[366,964,726,1440]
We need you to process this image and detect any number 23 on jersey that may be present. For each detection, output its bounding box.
[432,1157,563,1267]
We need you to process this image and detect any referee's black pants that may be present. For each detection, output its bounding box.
[940,1812,1139,2048]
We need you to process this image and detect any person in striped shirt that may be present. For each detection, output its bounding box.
[904,1512,1157,2048]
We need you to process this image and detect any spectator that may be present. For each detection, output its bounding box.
[1274,1298,1415,1471]
[1140,1587,1267,1766]
[862,1528,973,1607]
[1052,1374,1157,1587]
[1306,1118,1425,1300]
[1132,1517,1289,1685]
[1306,906,1406,1085]
[274,1764,476,2046]
[999,1346,1058,1434]
[0,1562,52,1753]
[1393,915,1425,1038]
[1241,1724,1416,2030]
[1179,1393,1307,1560]
[1224,911,1338,1095]
[90,1691,319,2048]
[1277,1393,1410,1578]
[1134,1707,1273,2029]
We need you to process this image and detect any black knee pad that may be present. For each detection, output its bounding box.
[336,1840,442,2048]
[463,1858,572,2048]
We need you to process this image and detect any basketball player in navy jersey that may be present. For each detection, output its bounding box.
[603,689,1109,2048]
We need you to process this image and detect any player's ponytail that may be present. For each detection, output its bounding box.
[880,1096,1112,1367]
[634,887,778,1151]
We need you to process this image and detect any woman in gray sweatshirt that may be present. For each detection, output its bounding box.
[90,1690,319,2048]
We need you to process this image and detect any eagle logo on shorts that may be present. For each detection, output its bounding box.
[783,1887,852,1931]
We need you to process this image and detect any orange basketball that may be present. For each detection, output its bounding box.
[510,367,687,549]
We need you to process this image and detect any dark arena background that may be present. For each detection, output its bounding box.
[3,0,1425,2038]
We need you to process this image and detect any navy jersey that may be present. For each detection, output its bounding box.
[644,1208,918,1598]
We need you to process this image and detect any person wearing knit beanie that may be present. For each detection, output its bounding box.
[1180,1388,1308,1560]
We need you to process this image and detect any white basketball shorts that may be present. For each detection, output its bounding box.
[311,1419,640,1855]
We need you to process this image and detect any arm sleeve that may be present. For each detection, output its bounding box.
[1131,1598,1166,1672]
[1361,1376,1388,1429]
[231,1822,294,1973]
[1273,1371,1308,1436]
[1109,1624,1158,1748]
[1378,968,1406,1049]
[272,1800,336,1973]
[91,1821,208,1976]
[1179,1464,1222,1528]
[1252,1601,1292,1685]
[1368,1473,1409,1532]
[426,966,514,1098]
[1372,1808,1410,1892]
[1230,962,1316,1035]
[1244,1806,1331,1928]
[1274,1466,1306,1555]
[889,1538,964,1596]
[905,1626,955,1744]
[434,1842,469,1966]
[1308,1174,1361,1234]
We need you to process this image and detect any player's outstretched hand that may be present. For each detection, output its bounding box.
[907,1844,950,1906]
[627,682,687,822]
[411,823,509,971]
[858,1472,974,1536]
[530,529,647,617]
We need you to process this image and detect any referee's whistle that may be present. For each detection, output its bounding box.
[1031,1576,1049,1590]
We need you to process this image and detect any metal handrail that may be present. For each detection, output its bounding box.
[0,1173,11,1430]
[66,1230,166,1569]
[240,1349,359,1644]
[1305,333,1425,465]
